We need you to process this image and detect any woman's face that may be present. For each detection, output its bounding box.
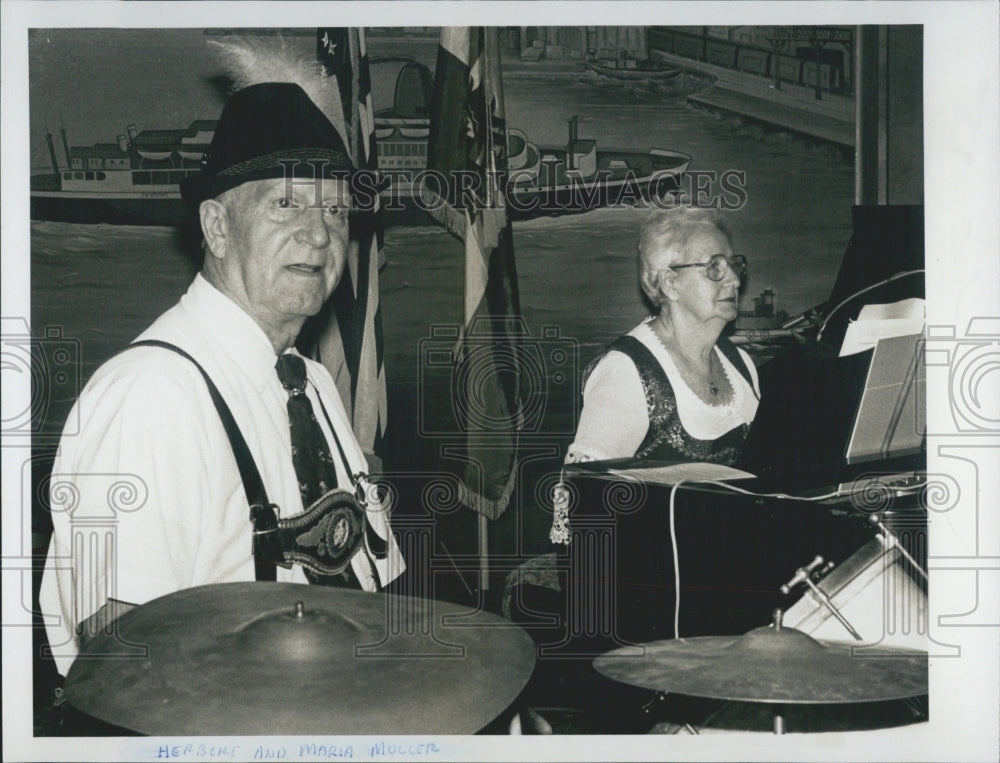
[664,226,741,325]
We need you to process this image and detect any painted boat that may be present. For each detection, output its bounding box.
[373,109,690,222]
[502,119,690,218]
[588,60,682,81]
[30,121,214,227]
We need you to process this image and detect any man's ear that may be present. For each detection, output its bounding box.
[200,199,229,260]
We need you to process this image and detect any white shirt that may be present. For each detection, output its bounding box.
[40,274,404,675]
[567,320,760,462]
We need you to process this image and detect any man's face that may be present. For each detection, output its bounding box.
[218,177,351,334]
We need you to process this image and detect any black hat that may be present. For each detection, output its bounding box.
[180,82,355,208]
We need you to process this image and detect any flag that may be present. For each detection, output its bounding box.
[299,28,388,469]
[425,27,522,519]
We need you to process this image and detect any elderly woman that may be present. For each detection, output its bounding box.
[566,207,760,466]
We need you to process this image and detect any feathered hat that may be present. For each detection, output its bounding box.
[180,37,354,209]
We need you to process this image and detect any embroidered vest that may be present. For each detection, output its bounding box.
[586,334,755,466]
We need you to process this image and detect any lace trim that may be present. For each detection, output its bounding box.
[641,318,736,410]
[717,349,741,409]
[564,449,597,465]
[548,482,571,545]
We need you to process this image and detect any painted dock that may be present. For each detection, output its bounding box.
[687,88,854,148]
[650,50,855,148]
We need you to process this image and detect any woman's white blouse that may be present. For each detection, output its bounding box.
[566,320,760,463]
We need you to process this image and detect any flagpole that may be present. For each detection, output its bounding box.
[479,513,489,593]
[477,26,503,596]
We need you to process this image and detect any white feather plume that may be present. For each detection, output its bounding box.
[208,36,348,145]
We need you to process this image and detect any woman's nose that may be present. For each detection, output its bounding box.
[720,261,740,286]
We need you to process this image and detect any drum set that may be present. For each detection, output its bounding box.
[62,497,928,736]
[590,513,930,735]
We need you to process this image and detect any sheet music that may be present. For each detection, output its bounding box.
[839,298,925,356]
[604,462,756,485]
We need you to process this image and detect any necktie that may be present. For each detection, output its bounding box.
[275,353,338,506]
[275,353,359,588]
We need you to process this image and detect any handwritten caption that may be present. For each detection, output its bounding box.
[155,741,442,760]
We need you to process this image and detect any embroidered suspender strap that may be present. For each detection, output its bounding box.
[129,339,281,580]
[716,334,759,400]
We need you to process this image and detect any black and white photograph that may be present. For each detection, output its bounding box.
[2,2,998,761]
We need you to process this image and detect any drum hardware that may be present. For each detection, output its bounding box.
[902,696,927,719]
[438,539,474,596]
[782,537,928,650]
[641,691,667,716]
[781,555,864,641]
[766,611,789,734]
[63,582,536,735]
[755,611,790,734]
[772,709,786,734]
[867,512,928,581]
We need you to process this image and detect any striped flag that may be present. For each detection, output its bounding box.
[299,27,388,468]
[425,27,523,520]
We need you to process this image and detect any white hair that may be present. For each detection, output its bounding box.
[638,207,732,307]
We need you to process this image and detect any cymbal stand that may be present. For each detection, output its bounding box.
[781,555,864,641]
[771,610,787,734]
[773,705,786,735]
[868,513,928,582]
[642,692,703,735]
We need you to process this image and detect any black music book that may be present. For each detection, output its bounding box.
[737,343,875,490]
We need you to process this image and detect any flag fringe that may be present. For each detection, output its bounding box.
[457,464,517,521]
[423,197,469,243]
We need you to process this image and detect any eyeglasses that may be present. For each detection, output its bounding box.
[668,253,747,282]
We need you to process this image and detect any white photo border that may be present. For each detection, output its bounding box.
[3,2,998,761]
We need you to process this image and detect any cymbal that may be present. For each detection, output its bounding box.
[593,625,927,704]
[64,583,535,735]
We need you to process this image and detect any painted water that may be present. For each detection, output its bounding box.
[29,31,854,560]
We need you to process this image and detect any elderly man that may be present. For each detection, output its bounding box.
[40,80,404,676]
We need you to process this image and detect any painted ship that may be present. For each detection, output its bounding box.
[30,63,691,226]
[730,288,798,360]
[375,62,691,221]
[30,122,213,227]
